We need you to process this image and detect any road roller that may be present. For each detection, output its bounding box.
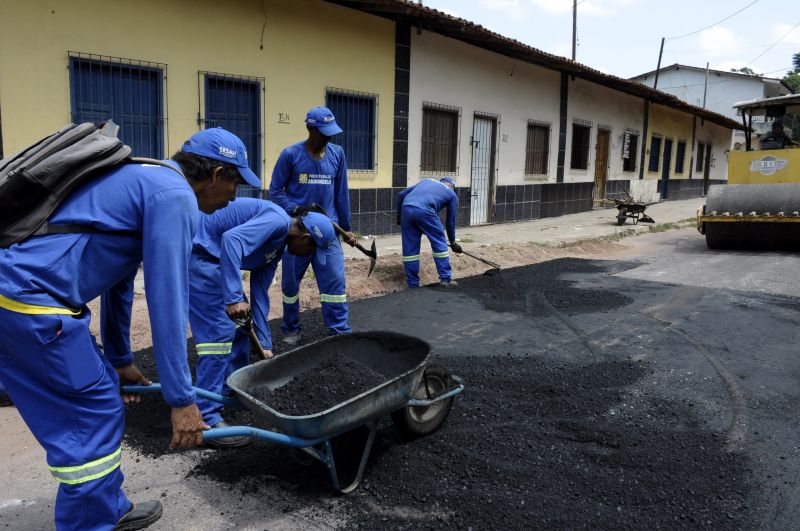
[697,94,800,250]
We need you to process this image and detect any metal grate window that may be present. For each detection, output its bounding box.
[326,88,377,172]
[622,132,638,172]
[648,136,662,172]
[570,123,591,170]
[421,102,460,173]
[68,52,166,159]
[675,141,686,174]
[696,141,705,172]
[525,121,550,175]
[200,72,264,197]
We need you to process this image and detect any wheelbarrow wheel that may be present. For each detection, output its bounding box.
[392,364,454,438]
[616,211,626,226]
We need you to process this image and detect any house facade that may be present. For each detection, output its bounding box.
[631,64,792,148]
[0,0,743,237]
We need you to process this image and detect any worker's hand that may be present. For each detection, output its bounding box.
[226,301,251,322]
[262,349,274,359]
[115,364,151,404]
[169,403,208,449]
[343,231,358,247]
[450,242,463,254]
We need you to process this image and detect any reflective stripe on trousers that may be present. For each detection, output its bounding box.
[49,447,122,484]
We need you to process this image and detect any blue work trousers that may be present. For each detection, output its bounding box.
[189,256,250,427]
[0,307,131,531]
[281,239,351,336]
[401,205,452,288]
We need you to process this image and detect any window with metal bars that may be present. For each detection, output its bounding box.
[675,141,686,174]
[421,103,459,173]
[622,133,638,172]
[648,136,662,172]
[696,141,705,172]
[68,52,165,159]
[200,72,264,189]
[325,88,377,171]
[525,122,550,175]
[570,123,591,170]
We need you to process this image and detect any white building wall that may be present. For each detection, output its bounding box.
[409,30,561,188]
[565,77,645,183]
[696,120,731,181]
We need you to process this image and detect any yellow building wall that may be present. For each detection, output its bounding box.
[0,0,395,189]
[645,104,695,181]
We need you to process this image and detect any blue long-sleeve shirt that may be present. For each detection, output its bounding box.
[269,140,352,231]
[191,199,290,346]
[0,161,198,408]
[397,179,459,243]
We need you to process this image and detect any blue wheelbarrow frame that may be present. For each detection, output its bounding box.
[123,331,464,493]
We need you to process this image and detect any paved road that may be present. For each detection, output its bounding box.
[2,227,799,529]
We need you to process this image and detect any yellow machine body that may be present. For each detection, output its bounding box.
[726,148,800,184]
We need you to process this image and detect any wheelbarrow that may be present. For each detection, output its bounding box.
[612,191,656,225]
[123,331,464,493]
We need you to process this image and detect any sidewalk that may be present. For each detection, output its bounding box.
[343,197,703,259]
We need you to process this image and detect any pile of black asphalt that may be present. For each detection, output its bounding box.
[124,257,792,530]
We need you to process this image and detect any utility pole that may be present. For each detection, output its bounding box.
[652,37,665,89]
[572,0,577,61]
[701,62,709,108]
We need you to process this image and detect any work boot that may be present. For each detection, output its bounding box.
[439,280,459,288]
[114,500,163,531]
[0,394,12,407]
[204,421,251,449]
[282,331,302,347]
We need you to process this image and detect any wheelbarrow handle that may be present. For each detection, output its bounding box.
[121,384,245,410]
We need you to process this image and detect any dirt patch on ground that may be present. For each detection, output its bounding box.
[88,236,647,351]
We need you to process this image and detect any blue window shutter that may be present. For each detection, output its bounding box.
[69,57,163,158]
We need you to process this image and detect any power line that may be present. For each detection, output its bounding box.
[666,0,760,41]
[744,21,800,68]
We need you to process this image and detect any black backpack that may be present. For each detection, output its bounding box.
[0,121,181,248]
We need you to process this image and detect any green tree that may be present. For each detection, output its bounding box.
[784,52,800,93]
[731,66,756,75]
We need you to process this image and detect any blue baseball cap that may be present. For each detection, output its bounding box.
[181,128,262,188]
[300,212,338,265]
[440,177,456,187]
[305,106,343,137]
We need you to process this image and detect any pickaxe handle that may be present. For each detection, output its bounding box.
[329,220,378,277]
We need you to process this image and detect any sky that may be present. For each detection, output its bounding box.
[419,0,800,81]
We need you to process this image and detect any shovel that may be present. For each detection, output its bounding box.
[456,248,502,275]
[233,317,272,361]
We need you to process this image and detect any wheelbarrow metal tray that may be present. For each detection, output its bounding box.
[227,331,430,440]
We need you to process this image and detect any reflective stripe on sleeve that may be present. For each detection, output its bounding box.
[319,293,347,304]
[195,342,233,355]
[49,447,122,485]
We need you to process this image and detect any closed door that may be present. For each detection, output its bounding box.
[661,139,673,199]
[470,116,496,225]
[593,130,610,203]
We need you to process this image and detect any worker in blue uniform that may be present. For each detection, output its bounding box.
[0,378,11,407]
[269,106,357,345]
[396,177,462,288]
[189,200,337,448]
[0,127,260,531]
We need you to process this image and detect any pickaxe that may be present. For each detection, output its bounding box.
[331,220,377,277]
[303,204,378,277]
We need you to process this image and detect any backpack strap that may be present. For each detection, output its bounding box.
[46,158,186,237]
